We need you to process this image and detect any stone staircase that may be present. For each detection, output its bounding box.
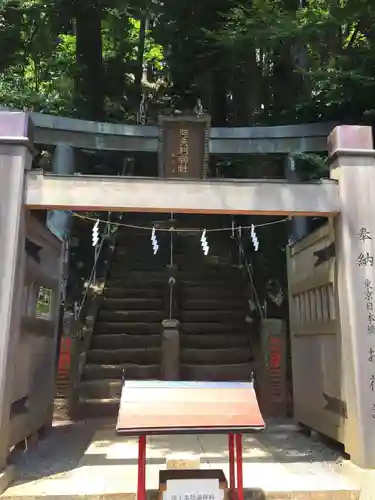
[174,221,254,381]
[76,214,255,417]
[77,223,169,416]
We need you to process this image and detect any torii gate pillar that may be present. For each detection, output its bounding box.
[0,112,33,481]
[329,125,375,468]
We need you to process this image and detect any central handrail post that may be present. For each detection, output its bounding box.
[161,215,180,380]
[168,224,175,320]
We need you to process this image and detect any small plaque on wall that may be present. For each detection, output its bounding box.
[36,286,53,320]
[158,115,210,179]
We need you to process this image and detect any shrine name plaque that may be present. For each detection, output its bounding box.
[158,115,210,179]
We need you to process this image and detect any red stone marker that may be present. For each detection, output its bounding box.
[116,381,265,500]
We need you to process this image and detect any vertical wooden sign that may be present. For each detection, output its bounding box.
[158,115,210,179]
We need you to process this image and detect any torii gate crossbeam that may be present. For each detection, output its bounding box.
[25,171,339,215]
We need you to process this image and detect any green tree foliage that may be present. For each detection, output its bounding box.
[0,0,165,119]
[214,0,375,124]
[1,0,375,126]
[0,1,75,112]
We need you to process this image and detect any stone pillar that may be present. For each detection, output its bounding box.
[53,143,74,174]
[0,113,33,475]
[47,144,74,241]
[161,319,180,380]
[47,145,75,374]
[329,125,375,468]
[284,154,308,243]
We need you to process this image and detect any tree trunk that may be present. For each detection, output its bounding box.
[211,67,228,126]
[272,42,300,122]
[232,47,261,126]
[135,14,147,105]
[73,0,104,120]
[0,6,23,74]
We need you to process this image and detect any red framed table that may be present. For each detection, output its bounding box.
[116,381,265,500]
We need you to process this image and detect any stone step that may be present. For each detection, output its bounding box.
[180,362,254,381]
[174,257,228,266]
[104,283,243,299]
[181,298,245,311]
[116,233,170,244]
[75,398,119,418]
[108,272,241,285]
[95,322,162,334]
[179,310,245,322]
[91,334,161,349]
[177,270,239,280]
[181,279,242,288]
[176,261,238,270]
[114,243,168,252]
[108,270,166,281]
[107,277,166,287]
[114,243,169,254]
[174,249,232,258]
[181,333,250,349]
[83,363,161,380]
[110,260,168,271]
[109,268,168,279]
[178,278,242,287]
[97,310,164,322]
[86,348,161,365]
[177,264,239,273]
[109,270,244,284]
[79,379,122,400]
[173,245,232,254]
[181,347,252,364]
[104,287,165,299]
[101,297,164,310]
[182,285,244,299]
[111,255,160,265]
[180,322,245,334]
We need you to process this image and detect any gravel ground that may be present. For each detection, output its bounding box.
[258,420,347,469]
[8,420,97,484]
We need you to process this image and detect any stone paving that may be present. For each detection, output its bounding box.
[0,419,367,499]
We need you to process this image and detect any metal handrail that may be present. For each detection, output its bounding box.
[169,226,174,268]
[168,221,175,320]
[232,218,264,318]
[168,277,175,320]
[76,161,129,320]
[76,212,113,319]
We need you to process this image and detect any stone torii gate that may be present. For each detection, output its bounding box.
[1,110,375,484]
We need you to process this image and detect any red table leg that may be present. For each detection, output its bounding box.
[137,435,147,500]
[235,434,244,500]
[228,433,235,497]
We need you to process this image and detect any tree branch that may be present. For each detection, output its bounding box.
[345,24,359,50]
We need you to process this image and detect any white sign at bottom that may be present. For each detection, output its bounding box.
[163,479,224,500]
